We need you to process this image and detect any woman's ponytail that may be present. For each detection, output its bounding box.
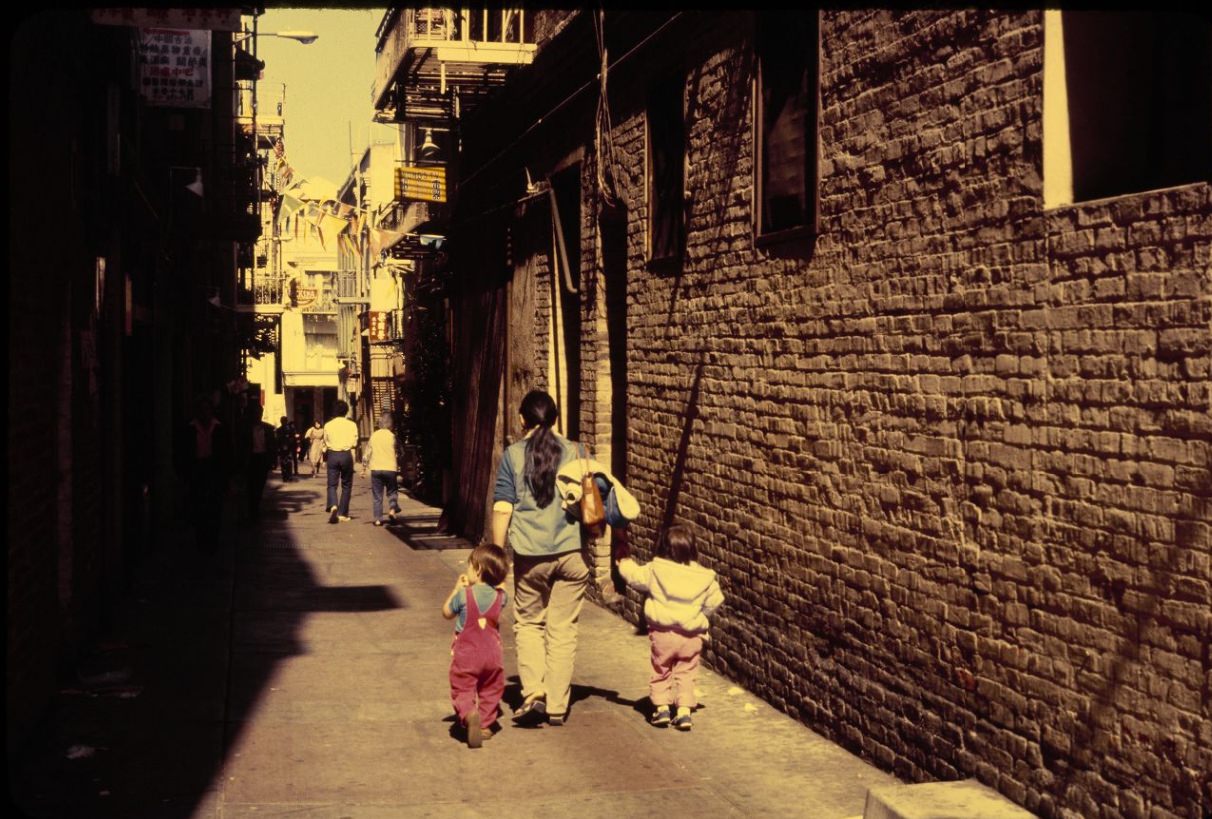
[520,390,561,508]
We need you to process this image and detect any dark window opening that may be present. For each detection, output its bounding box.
[755,10,820,239]
[1062,11,1212,202]
[648,72,685,263]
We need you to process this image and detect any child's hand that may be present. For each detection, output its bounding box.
[457,572,471,587]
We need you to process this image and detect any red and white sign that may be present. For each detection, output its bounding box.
[92,9,242,31]
[138,28,211,109]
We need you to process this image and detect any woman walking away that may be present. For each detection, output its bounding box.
[305,419,325,477]
[616,525,724,731]
[491,390,585,727]
[363,412,402,526]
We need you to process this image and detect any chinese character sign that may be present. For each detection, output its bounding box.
[369,311,390,342]
[138,28,211,109]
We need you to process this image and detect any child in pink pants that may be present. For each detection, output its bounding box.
[616,525,724,731]
[443,543,510,747]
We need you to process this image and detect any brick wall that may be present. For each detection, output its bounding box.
[574,10,1208,819]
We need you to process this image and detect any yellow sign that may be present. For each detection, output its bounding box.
[395,165,446,203]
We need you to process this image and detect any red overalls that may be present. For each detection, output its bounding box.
[449,587,505,727]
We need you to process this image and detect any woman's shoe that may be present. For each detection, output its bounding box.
[511,696,547,727]
[373,520,384,527]
[650,705,672,727]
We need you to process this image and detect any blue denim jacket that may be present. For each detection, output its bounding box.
[493,433,582,557]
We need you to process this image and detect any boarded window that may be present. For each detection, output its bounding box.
[755,10,819,239]
[647,72,684,263]
[1061,11,1211,203]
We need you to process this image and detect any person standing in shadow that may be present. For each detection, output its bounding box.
[174,393,232,552]
[276,415,298,482]
[241,403,276,522]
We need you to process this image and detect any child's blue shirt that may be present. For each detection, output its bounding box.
[449,583,508,632]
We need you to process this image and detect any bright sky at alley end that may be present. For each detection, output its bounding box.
[256,7,394,192]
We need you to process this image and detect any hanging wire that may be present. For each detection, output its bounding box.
[593,6,621,209]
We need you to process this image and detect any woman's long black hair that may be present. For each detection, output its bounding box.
[520,390,562,508]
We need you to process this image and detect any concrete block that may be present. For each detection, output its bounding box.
[863,779,1037,819]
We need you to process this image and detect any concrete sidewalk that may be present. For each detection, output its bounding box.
[9,470,899,817]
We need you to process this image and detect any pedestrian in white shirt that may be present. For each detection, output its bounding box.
[323,400,359,523]
[362,412,402,526]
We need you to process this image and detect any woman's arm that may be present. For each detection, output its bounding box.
[491,502,512,548]
[491,450,518,547]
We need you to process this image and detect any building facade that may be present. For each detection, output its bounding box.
[8,8,251,752]
[431,9,1210,819]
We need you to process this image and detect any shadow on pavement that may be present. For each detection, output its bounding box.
[6,473,402,818]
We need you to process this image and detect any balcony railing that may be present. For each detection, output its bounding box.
[237,273,285,311]
[372,6,537,120]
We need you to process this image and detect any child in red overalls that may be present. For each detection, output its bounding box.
[443,542,510,747]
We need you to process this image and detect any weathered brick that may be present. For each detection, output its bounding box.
[453,10,1212,819]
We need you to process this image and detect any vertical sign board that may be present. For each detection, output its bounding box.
[138,29,211,109]
[368,311,390,342]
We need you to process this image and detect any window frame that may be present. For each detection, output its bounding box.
[753,9,821,248]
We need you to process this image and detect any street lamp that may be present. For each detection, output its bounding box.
[235,30,319,45]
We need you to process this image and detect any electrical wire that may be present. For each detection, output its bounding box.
[458,10,685,192]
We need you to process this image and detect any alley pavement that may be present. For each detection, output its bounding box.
[9,469,899,818]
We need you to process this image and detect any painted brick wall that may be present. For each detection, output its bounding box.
[577,10,1208,819]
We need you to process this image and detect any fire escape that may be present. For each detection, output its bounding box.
[369,6,535,498]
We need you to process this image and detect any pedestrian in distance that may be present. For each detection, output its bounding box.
[491,389,587,727]
[276,415,297,482]
[616,525,724,731]
[241,403,276,522]
[173,393,232,553]
[304,419,325,477]
[443,542,511,748]
[323,400,358,523]
[362,412,402,526]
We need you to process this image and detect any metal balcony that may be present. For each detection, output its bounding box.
[236,273,286,314]
[372,6,536,124]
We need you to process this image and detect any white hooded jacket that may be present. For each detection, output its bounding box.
[616,557,724,635]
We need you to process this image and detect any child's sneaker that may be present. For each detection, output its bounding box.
[672,708,692,731]
[466,711,482,748]
[650,705,672,727]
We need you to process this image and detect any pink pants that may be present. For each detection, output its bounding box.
[649,628,703,708]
